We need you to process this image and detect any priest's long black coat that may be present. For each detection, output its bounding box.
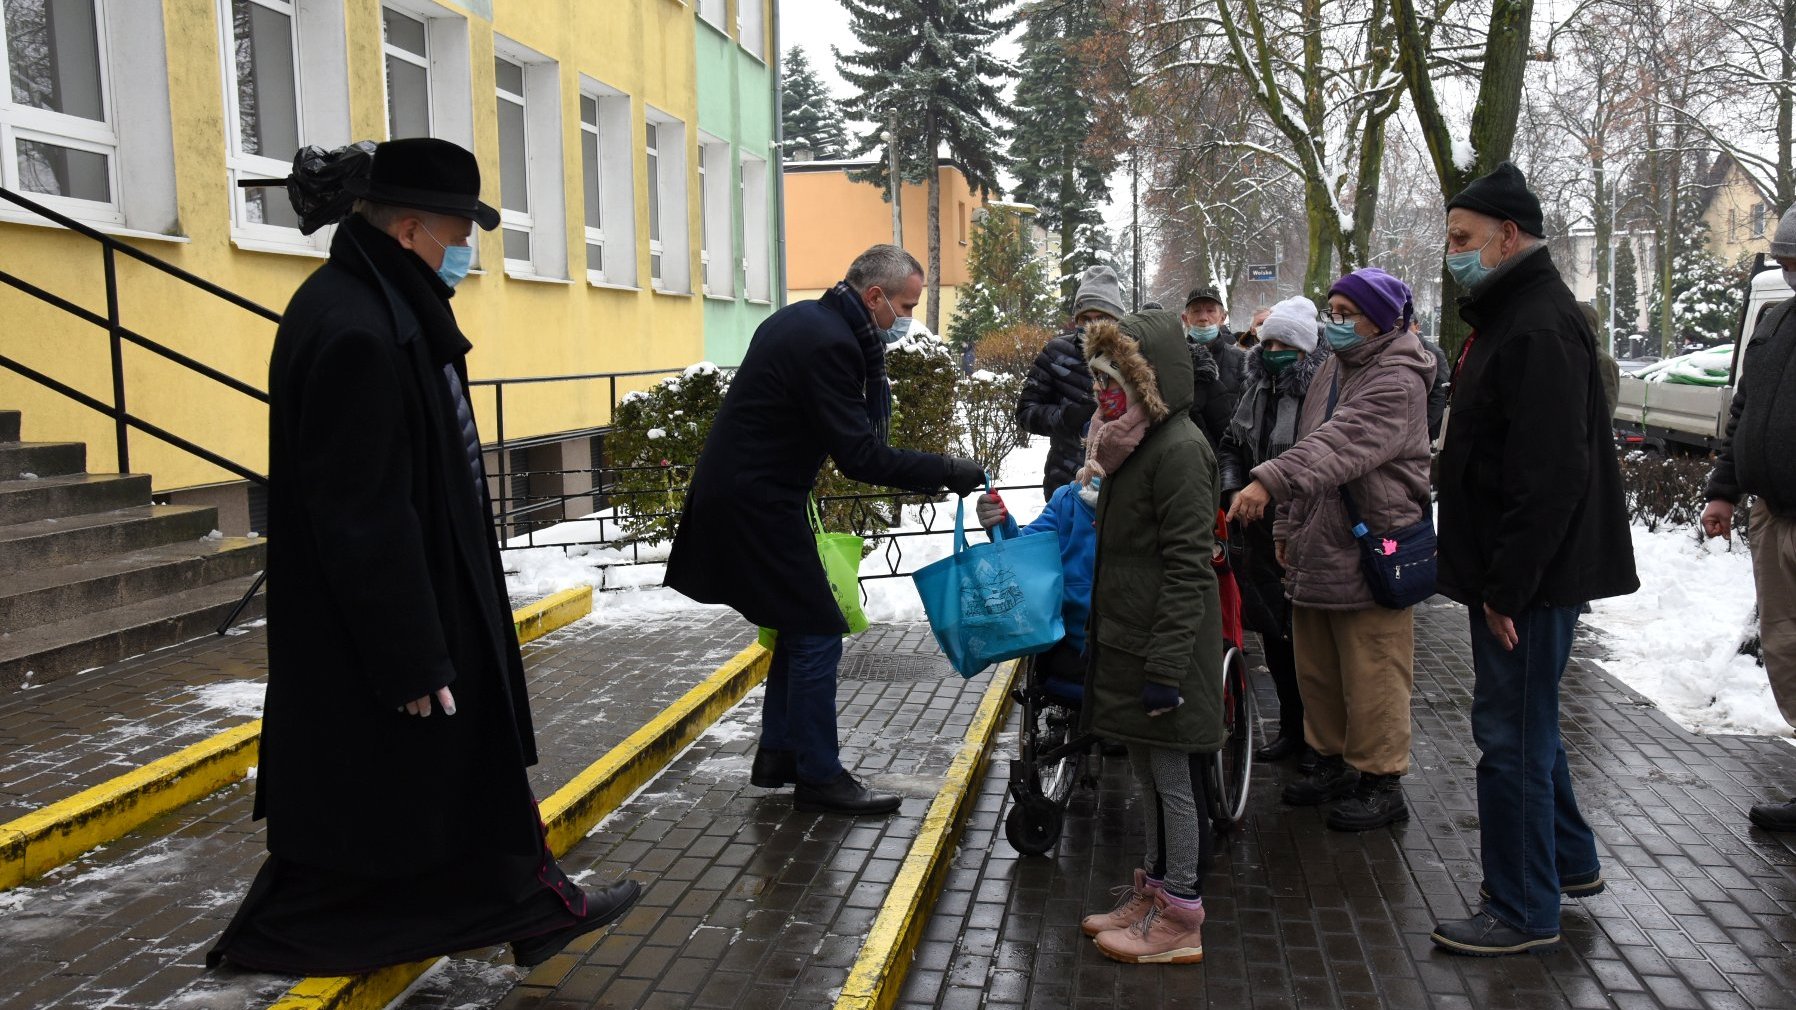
[666,288,952,634]
[257,223,540,875]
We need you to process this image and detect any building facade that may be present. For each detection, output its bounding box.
[0,0,780,529]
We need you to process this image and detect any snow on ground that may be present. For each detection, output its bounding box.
[187,680,267,719]
[1586,523,1785,740]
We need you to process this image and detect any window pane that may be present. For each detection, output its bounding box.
[16,137,107,201]
[651,252,662,281]
[5,0,104,121]
[232,0,299,161]
[586,242,603,274]
[502,226,531,262]
[580,94,597,127]
[497,96,527,212]
[494,55,523,95]
[386,54,429,139]
[646,151,659,239]
[245,184,300,229]
[581,129,601,230]
[381,8,426,56]
[644,121,656,151]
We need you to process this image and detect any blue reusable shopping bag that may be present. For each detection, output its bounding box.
[912,490,1066,678]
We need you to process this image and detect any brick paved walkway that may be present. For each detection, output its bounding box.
[896,599,1796,1010]
[0,607,755,1010]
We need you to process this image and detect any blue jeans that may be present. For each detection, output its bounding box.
[1468,605,1600,935]
[760,631,846,784]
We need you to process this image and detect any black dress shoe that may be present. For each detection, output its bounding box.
[750,747,798,788]
[512,879,643,967]
[794,771,902,815]
[1750,798,1796,831]
[1429,911,1559,956]
[1255,733,1304,762]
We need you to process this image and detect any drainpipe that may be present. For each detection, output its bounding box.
[771,1,788,308]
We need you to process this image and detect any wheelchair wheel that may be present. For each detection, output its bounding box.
[1208,644,1255,833]
[1005,794,1065,856]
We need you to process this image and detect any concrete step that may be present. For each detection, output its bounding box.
[0,472,152,526]
[0,441,85,479]
[0,573,267,691]
[0,536,264,634]
[0,504,219,572]
[0,410,19,443]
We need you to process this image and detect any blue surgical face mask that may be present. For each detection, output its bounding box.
[1186,324,1220,345]
[421,224,473,288]
[1323,319,1363,351]
[1444,233,1497,289]
[875,292,911,344]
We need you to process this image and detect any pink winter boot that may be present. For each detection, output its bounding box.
[1094,889,1205,964]
[1080,868,1162,937]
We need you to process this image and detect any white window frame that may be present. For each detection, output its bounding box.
[741,151,770,302]
[380,6,430,139]
[493,35,565,280]
[643,107,689,294]
[218,0,350,254]
[579,75,634,288]
[737,0,765,60]
[696,0,726,32]
[0,0,122,222]
[699,133,732,298]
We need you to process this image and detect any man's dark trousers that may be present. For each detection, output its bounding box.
[762,632,847,783]
[1469,604,1601,935]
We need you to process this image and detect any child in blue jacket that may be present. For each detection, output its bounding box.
[976,479,1099,692]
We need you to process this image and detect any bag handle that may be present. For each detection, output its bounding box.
[950,475,995,553]
[808,495,825,536]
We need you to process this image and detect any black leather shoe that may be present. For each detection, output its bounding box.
[1749,798,1796,831]
[1430,911,1559,956]
[1255,733,1304,762]
[750,747,797,788]
[794,771,902,815]
[1327,773,1409,831]
[1478,867,1604,902]
[512,879,643,967]
[1282,755,1358,806]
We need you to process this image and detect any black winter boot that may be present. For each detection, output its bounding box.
[1281,755,1358,806]
[1327,773,1409,831]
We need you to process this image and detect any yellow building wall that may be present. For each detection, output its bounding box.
[784,162,981,295]
[0,0,706,493]
[1701,163,1771,269]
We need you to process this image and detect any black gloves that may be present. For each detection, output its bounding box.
[1142,681,1183,716]
[942,456,986,497]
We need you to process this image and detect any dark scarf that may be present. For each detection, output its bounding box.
[333,214,472,367]
[826,280,892,444]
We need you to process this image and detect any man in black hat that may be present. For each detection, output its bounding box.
[1180,285,1246,452]
[1429,160,1637,956]
[208,138,639,975]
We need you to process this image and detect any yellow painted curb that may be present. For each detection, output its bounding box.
[834,660,1019,1010]
[265,640,773,1010]
[0,589,595,894]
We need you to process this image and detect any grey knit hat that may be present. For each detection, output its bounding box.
[1770,207,1796,258]
[1072,265,1126,321]
[1259,295,1320,353]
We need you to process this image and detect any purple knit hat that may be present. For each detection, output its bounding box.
[1328,267,1413,335]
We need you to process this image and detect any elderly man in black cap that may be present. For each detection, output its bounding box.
[1180,286,1246,452]
[1429,161,1637,956]
[208,138,639,976]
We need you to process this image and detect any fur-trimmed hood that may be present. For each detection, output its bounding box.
[1082,310,1193,424]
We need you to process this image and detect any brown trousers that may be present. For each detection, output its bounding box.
[1750,504,1796,728]
[1292,604,1415,776]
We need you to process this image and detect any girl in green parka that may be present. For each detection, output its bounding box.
[1073,312,1225,966]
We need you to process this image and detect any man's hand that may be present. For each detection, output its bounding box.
[1227,480,1272,523]
[400,686,456,717]
[1482,603,1518,652]
[1701,499,1734,541]
[975,492,1008,529]
[1275,539,1288,567]
[943,456,986,497]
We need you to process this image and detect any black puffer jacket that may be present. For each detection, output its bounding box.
[1016,329,1095,494]
[1189,338,1246,455]
[1437,247,1638,615]
[1706,298,1796,514]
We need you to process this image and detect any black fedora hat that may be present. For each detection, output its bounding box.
[344,137,500,231]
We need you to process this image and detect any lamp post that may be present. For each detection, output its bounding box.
[881,127,902,248]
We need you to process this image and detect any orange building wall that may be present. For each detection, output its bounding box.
[784,162,981,294]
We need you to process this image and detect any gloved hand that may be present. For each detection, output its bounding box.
[975,492,1008,529]
[943,456,986,497]
[1142,681,1183,717]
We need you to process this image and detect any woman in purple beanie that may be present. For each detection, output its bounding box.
[1226,267,1434,832]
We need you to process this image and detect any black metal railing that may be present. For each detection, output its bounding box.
[0,186,276,485]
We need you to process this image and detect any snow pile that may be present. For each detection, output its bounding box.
[1585,524,1785,739]
[1630,344,1734,386]
[1451,135,1477,172]
[189,680,267,718]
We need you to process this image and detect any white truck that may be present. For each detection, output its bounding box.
[1613,262,1793,453]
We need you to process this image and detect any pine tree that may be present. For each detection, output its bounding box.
[1649,225,1746,353]
[780,48,847,161]
[947,205,1058,352]
[837,0,1015,333]
[1008,1,1115,301]
[1612,237,1640,349]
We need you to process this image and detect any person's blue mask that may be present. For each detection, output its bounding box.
[1444,233,1497,290]
[1186,324,1220,345]
[421,224,473,289]
[1323,320,1363,351]
[882,315,913,346]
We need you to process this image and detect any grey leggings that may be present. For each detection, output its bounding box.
[1128,744,1210,898]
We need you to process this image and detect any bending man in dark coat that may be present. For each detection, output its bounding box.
[209,139,639,976]
[666,245,984,815]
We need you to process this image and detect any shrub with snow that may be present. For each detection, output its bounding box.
[607,364,729,543]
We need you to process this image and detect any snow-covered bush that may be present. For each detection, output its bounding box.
[607,363,729,543]
[960,368,1030,479]
[1616,450,1745,537]
[974,322,1052,377]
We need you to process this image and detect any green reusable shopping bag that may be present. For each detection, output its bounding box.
[758,497,869,648]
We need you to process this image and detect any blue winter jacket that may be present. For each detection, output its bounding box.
[990,482,1096,654]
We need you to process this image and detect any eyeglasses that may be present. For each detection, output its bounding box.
[1318,309,1366,325]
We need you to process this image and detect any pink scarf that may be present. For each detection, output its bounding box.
[1076,402,1150,486]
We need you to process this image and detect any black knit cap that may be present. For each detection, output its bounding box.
[344,137,500,231]
[1445,161,1545,238]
